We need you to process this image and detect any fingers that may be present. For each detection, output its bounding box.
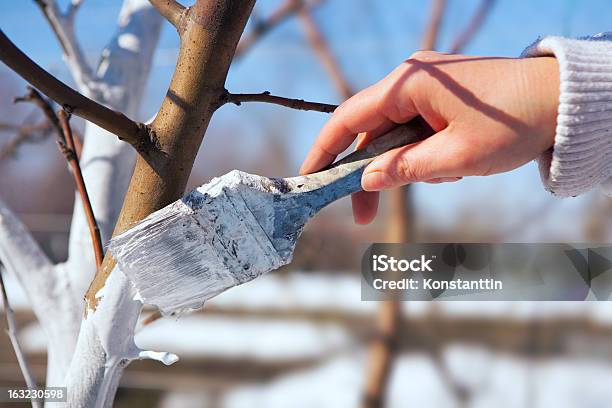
[362,127,468,191]
[300,74,419,175]
[351,124,392,225]
[351,191,379,225]
[355,122,398,150]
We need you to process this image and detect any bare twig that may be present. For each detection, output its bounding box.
[0,122,52,160]
[13,88,103,267]
[0,123,25,132]
[223,90,337,113]
[58,110,104,268]
[33,0,93,90]
[0,265,42,408]
[6,87,63,160]
[235,0,322,58]
[149,0,186,30]
[421,0,447,50]
[298,7,353,99]
[0,99,82,160]
[0,31,151,153]
[449,0,495,54]
[14,87,62,136]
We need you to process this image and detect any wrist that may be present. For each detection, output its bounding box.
[523,56,560,150]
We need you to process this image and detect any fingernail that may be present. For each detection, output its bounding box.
[300,155,322,175]
[362,171,392,191]
[299,161,313,175]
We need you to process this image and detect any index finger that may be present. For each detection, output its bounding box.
[300,73,417,174]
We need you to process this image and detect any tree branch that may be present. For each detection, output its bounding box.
[13,87,63,136]
[33,0,94,93]
[297,7,353,99]
[0,266,42,408]
[149,0,186,30]
[421,0,446,50]
[58,110,104,268]
[0,121,52,160]
[449,0,494,54]
[66,0,85,20]
[0,31,151,154]
[0,198,80,387]
[0,201,53,289]
[223,90,337,113]
[13,87,104,267]
[235,0,322,58]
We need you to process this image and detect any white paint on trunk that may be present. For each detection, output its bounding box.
[63,0,163,406]
[66,266,177,407]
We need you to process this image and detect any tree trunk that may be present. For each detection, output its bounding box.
[66,1,255,406]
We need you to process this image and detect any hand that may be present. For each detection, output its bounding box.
[300,51,560,224]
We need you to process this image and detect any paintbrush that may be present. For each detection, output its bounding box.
[108,117,434,315]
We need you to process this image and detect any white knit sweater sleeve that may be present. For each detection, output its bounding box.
[522,33,612,197]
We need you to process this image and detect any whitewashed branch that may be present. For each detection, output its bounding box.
[0,267,42,408]
[0,199,81,388]
[63,0,162,299]
[34,0,95,95]
[66,266,177,407]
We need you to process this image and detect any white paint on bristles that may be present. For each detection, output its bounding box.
[110,170,291,315]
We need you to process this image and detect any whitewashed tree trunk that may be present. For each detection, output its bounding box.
[0,0,167,405]
[62,1,171,406]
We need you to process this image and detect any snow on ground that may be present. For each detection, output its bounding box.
[10,262,612,407]
[223,347,612,408]
[9,269,612,363]
[4,267,612,323]
[207,271,373,314]
[158,391,210,408]
[135,316,353,361]
[223,353,369,408]
[209,271,612,322]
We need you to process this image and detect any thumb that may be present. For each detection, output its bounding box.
[361,127,466,191]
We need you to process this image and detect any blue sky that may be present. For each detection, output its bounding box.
[2,0,611,240]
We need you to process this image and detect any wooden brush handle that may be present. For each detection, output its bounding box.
[327,116,434,169]
[286,116,435,211]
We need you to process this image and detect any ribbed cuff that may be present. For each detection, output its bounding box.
[522,35,612,197]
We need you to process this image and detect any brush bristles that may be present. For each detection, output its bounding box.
[109,173,287,315]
